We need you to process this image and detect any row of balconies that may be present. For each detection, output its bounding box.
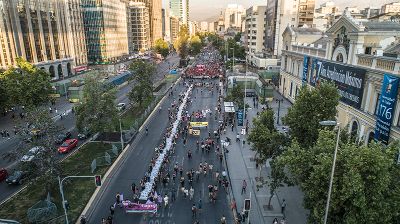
[357,54,400,75]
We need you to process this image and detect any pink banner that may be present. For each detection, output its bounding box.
[123,201,158,213]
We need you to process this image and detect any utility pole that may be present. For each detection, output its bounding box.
[119,118,124,150]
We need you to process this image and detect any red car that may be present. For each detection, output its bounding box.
[0,168,8,182]
[58,139,78,153]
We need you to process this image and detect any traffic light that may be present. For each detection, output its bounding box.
[244,199,251,211]
[95,175,102,187]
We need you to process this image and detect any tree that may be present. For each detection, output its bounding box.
[128,59,155,106]
[0,75,8,113]
[173,25,190,58]
[225,85,244,108]
[189,35,202,55]
[248,109,290,208]
[2,58,52,108]
[283,82,340,149]
[276,129,400,223]
[76,75,118,133]
[2,107,62,190]
[234,32,242,42]
[154,38,170,58]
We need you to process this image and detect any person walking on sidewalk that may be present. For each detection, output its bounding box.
[189,187,194,200]
[281,199,286,217]
[220,214,227,224]
[241,180,247,194]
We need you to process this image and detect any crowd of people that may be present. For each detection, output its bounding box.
[184,46,223,79]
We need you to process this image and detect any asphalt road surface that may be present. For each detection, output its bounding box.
[87,79,233,224]
[0,55,180,204]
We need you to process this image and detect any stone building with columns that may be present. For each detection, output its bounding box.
[279,12,400,145]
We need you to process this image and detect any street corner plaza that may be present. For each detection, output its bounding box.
[91,49,233,224]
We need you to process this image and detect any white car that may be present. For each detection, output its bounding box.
[20,146,45,162]
[116,103,126,111]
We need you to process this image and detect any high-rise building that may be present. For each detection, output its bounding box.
[224,4,245,28]
[244,6,267,57]
[169,0,189,24]
[128,2,150,53]
[0,0,86,79]
[200,21,209,32]
[208,22,215,33]
[170,15,180,42]
[162,8,171,42]
[381,2,400,13]
[65,0,88,70]
[265,0,316,57]
[81,0,128,64]
[131,0,163,45]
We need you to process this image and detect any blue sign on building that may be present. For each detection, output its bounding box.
[374,74,400,144]
[237,109,244,126]
[302,56,310,86]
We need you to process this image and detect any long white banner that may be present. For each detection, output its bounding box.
[139,84,193,200]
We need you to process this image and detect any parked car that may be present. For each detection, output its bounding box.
[116,103,126,111]
[20,146,45,162]
[55,131,72,144]
[0,168,8,182]
[78,128,91,140]
[6,170,27,185]
[58,139,78,153]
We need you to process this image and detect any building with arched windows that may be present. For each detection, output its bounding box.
[279,12,400,145]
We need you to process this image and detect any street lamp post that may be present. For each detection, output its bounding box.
[319,120,341,224]
[244,55,248,120]
[119,118,124,150]
[58,175,97,224]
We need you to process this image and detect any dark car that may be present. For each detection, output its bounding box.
[0,168,8,182]
[6,170,27,185]
[78,127,91,140]
[55,131,72,144]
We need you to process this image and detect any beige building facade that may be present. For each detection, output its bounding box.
[128,2,150,53]
[279,13,400,144]
[244,6,267,57]
[0,0,87,79]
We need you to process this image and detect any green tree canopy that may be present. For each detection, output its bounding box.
[154,38,170,58]
[276,129,400,223]
[225,85,244,108]
[173,25,190,58]
[2,58,52,108]
[76,75,118,133]
[189,35,203,55]
[283,82,340,149]
[128,59,155,106]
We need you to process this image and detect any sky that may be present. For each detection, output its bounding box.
[162,0,397,22]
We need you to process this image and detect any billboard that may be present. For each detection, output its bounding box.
[302,56,310,86]
[374,74,400,144]
[314,60,366,109]
[237,109,244,126]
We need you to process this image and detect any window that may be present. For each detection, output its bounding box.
[365,47,372,55]
[292,18,295,21]
[290,82,293,97]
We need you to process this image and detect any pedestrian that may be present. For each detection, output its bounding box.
[189,187,194,200]
[106,216,113,224]
[164,194,169,207]
[273,218,279,224]
[191,203,197,218]
[231,123,234,132]
[115,192,121,207]
[281,199,286,216]
[241,180,247,194]
[171,189,175,202]
[101,218,107,224]
[110,204,115,216]
[197,199,202,213]
[80,215,87,224]
[220,215,227,224]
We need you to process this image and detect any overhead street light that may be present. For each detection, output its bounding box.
[319,120,340,224]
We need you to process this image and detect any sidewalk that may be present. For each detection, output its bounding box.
[223,90,308,224]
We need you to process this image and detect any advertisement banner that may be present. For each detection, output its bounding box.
[189,122,208,127]
[315,60,366,109]
[237,109,244,126]
[310,58,320,86]
[374,74,400,144]
[302,56,310,86]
